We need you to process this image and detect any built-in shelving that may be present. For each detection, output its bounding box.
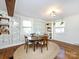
[0,17,9,21]
[46,23,52,39]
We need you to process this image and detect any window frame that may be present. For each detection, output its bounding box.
[54,21,65,33]
[22,20,32,35]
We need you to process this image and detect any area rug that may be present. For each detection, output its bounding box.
[14,41,60,59]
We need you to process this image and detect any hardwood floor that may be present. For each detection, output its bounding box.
[0,40,79,59]
[0,45,21,59]
[52,40,79,59]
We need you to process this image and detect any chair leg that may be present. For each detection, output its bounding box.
[24,43,28,53]
[46,44,48,50]
[24,44,26,49]
[26,44,28,53]
[41,44,43,53]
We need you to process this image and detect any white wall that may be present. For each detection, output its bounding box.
[0,13,47,48]
[0,0,6,11]
[54,15,79,45]
[32,18,46,35]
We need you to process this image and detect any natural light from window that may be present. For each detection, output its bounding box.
[55,28,64,33]
[54,21,65,33]
[22,20,32,35]
[23,20,32,27]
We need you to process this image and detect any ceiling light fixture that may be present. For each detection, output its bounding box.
[50,11,56,17]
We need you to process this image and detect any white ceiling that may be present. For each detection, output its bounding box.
[0,0,79,20]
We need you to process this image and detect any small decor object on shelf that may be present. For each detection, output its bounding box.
[46,23,49,25]
[0,14,2,16]
[0,26,9,35]
[47,27,51,32]
[0,17,9,35]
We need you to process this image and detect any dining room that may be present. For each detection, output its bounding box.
[0,0,79,59]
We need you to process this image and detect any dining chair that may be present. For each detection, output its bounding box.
[24,35,42,52]
[31,36,44,52]
[42,35,48,50]
[24,36,29,53]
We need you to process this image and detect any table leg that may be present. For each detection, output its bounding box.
[33,42,35,52]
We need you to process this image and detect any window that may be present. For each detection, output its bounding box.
[22,20,32,35]
[55,28,64,33]
[54,21,65,33]
[23,20,32,27]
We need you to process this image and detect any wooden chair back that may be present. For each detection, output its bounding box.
[42,35,48,44]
